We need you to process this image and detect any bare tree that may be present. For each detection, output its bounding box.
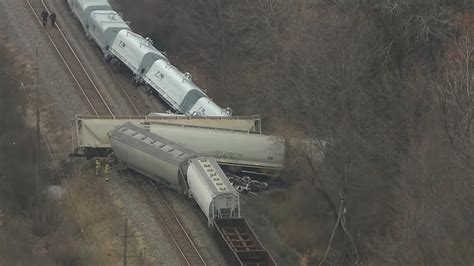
[436,24,473,168]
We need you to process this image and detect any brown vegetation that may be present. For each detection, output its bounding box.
[0,37,93,265]
[114,0,473,264]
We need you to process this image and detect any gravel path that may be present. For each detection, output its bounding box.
[0,0,88,154]
[106,172,184,265]
[105,170,228,265]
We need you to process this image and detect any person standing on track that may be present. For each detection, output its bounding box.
[95,158,102,176]
[40,10,48,27]
[49,12,56,27]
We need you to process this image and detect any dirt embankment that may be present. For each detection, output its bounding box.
[0,35,94,265]
[110,1,474,265]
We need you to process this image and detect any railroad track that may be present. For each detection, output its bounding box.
[132,176,207,266]
[103,64,142,116]
[26,0,114,117]
[28,1,204,264]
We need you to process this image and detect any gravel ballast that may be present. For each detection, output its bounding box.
[0,0,229,264]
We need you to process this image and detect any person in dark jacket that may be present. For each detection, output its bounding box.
[49,12,56,27]
[40,10,48,27]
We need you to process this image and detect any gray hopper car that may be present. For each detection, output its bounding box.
[108,123,240,225]
[187,157,240,226]
[108,122,196,192]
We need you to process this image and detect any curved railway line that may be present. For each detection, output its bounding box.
[133,176,207,266]
[27,0,207,264]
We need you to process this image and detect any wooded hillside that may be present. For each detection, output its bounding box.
[115,1,473,264]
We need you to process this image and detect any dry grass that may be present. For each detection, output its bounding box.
[65,161,150,265]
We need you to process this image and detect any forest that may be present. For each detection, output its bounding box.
[114,0,473,265]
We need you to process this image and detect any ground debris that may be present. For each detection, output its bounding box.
[227,173,269,193]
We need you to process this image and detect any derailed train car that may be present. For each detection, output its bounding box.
[72,116,285,172]
[108,123,275,265]
[146,123,285,171]
[187,157,241,226]
[108,122,196,192]
[108,123,241,226]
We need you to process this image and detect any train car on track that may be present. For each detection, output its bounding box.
[67,0,112,34]
[66,0,231,116]
[144,60,230,116]
[110,29,168,82]
[108,123,241,225]
[88,10,130,56]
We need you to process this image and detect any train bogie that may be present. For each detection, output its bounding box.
[187,158,240,226]
[88,10,129,56]
[110,30,168,79]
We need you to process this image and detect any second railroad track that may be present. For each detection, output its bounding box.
[26,0,114,117]
[132,175,207,266]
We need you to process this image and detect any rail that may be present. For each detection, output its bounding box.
[132,175,206,266]
[26,0,114,117]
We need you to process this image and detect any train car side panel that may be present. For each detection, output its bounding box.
[188,97,230,116]
[67,0,112,32]
[89,10,129,54]
[108,123,196,191]
[110,30,167,77]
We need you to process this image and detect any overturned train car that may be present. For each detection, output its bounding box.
[72,115,284,173]
[109,123,275,265]
[109,123,241,226]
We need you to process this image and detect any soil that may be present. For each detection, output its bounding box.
[0,35,93,265]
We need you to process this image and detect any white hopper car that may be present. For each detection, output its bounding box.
[67,0,112,33]
[88,10,129,56]
[67,0,231,116]
[72,116,285,171]
[110,30,168,82]
[108,123,240,226]
[143,60,229,116]
[146,123,285,170]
